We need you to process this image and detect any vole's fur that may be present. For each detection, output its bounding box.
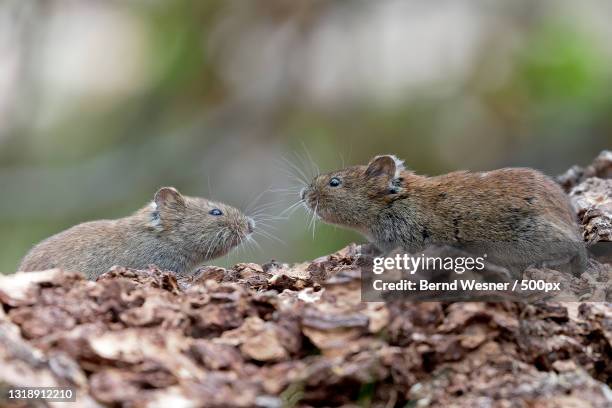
[302,155,587,276]
[19,187,254,279]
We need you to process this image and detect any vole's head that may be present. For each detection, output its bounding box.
[300,155,405,230]
[148,187,254,260]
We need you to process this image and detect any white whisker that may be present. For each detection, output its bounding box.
[279,200,304,217]
[300,141,320,178]
[310,200,319,239]
[247,235,262,252]
[255,229,285,246]
[280,156,310,185]
[245,187,273,214]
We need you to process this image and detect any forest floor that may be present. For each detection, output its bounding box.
[1,152,611,407]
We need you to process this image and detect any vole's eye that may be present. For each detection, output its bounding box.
[209,208,223,216]
[329,177,342,187]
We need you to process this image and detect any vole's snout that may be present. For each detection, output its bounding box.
[247,217,255,234]
[300,186,318,211]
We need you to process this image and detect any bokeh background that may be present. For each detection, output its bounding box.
[1,0,611,273]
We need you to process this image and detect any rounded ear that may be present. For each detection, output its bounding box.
[365,155,404,178]
[154,187,186,208]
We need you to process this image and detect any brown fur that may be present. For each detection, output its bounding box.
[19,187,253,279]
[302,155,587,276]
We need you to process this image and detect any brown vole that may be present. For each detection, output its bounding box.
[301,155,587,277]
[19,187,254,279]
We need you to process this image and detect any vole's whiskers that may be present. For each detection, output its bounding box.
[224,227,236,255]
[250,219,279,232]
[249,200,279,213]
[245,186,274,214]
[293,151,314,182]
[245,210,285,245]
[252,215,283,223]
[292,151,314,181]
[255,228,285,246]
[250,214,283,241]
[255,223,279,233]
[204,229,224,260]
[249,211,285,242]
[277,169,307,187]
[246,235,262,253]
[268,187,302,197]
[221,227,232,258]
[235,231,251,257]
[280,199,304,217]
[205,230,221,260]
[269,186,302,192]
[274,155,314,229]
[308,199,319,239]
[279,157,310,186]
[300,141,320,179]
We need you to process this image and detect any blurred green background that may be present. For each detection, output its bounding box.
[1,0,611,273]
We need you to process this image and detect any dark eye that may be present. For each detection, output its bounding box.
[329,177,341,187]
[209,208,223,216]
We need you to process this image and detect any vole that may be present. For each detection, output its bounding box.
[301,155,587,277]
[19,187,254,279]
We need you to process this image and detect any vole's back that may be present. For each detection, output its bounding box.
[388,168,586,274]
[19,219,145,279]
[410,168,578,240]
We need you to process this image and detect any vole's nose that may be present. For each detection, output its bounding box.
[247,218,255,234]
[300,188,306,200]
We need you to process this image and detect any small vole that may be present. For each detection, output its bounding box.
[19,187,254,279]
[301,155,587,276]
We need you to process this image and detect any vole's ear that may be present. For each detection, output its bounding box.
[366,155,405,179]
[154,187,186,209]
[148,187,185,230]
